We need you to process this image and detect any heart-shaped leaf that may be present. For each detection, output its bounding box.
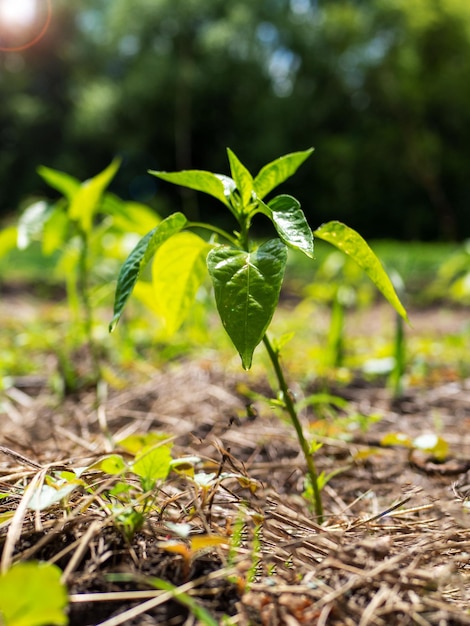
[314,221,408,321]
[110,213,187,331]
[132,444,173,491]
[263,194,314,258]
[254,148,314,200]
[207,239,287,369]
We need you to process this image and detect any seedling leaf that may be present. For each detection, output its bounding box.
[314,221,408,321]
[151,231,213,336]
[131,444,173,489]
[0,562,68,626]
[118,432,172,455]
[110,213,187,331]
[99,454,127,475]
[207,239,287,369]
[37,165,80,200]
[227,148,254,208]
[253,148,314,200]
[28,482,81,511]
[68,158,121,233]
[263,194,314,258]
[149,169,230,208]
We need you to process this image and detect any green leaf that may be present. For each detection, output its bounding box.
[99,454,127,475]
[314,221,408,321]
[151,231,213,336]
[17,201,50,250]
[149,169,230,208]
[207,239,287,369]
[0,562,68,626]
[28,482,80,511]
[42,205,69,256]
[0,226,18,259]
[413,433,449,462]
[118,432,171,455]
[109,213,187,332]
[132,444,173,490]
[253,148,314,200]
[37,165,80,200]
[68,158,121,233]
[263,194,314,258]
[227,148,254,208]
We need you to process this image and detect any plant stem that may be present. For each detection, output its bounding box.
[186,222,239,247]
[262,334,324,523]
[78,230,101,384]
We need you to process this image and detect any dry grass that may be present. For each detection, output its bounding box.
[2,358,470,625]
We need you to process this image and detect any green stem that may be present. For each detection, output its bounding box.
[186,221,239,247]
[78,230,101,384]
[262,334,324,523]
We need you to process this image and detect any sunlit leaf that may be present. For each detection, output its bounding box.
[0,226,18,259]
[170,456,201,477]
[0,562,68,626]
[28,482,80,512]
[413,433,449,461]
[262,194,314,257]
[109,213,187,332]
[17,201,50,250]
[68,158,121,233]
[381,432,412,448]
[227,148,254,208]
[151,231,213,336]
[118,432,171,455]
[149,169,230,208]
[0,511,15,529]
[207,239,287,369]
[105,198,160,236]
[42,206,69,256]
[253,148,314,199]
[314,221,408,321]
[37,165,80,200]
[98,454,127,475]
[131,444,173,489]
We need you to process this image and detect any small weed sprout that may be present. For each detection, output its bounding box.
[110,149,407,522]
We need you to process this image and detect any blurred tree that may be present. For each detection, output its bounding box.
[1,0,470,239]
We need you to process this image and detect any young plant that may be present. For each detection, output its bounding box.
[8,160,158,390]
[110,149,407,522]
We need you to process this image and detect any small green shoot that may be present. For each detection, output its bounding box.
[110,149,407,523]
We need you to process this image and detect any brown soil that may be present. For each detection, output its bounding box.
[1,305,470,625]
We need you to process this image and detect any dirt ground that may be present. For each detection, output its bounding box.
[1,305,470,625]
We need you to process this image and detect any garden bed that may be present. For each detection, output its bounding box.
[2,344,470,625]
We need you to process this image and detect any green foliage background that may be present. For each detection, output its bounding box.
[1,0,470,239]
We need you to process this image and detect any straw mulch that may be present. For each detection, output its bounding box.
[1,361,470,625]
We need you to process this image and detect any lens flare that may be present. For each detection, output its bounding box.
[0,0,36,27]
[0,0,51,51]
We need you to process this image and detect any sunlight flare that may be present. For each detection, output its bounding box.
[0,0,37,28]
